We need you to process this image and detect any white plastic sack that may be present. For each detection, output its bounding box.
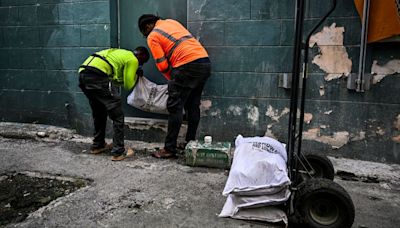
[219,191,289,225]
[220,187,291,215]
[224,206,288,226]
[127,76,168,114]
[223,135,290,196]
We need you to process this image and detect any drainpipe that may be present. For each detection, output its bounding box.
[357,0,370,92]
[117,0,121,48]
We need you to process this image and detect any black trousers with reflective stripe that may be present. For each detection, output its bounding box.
[165,61,211,153]
[78,70,125,156]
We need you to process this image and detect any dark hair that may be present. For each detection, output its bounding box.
[134,46,150,64]
[138,14,160,34]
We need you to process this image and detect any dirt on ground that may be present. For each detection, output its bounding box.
[0,172,87,226]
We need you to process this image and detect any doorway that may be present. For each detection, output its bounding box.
[115,0,188,118]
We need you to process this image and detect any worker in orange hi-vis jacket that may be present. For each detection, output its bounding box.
[138,14,211,158]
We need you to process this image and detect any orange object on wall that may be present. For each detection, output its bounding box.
[354,0,400,43]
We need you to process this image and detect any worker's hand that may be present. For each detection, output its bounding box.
[136,67,144,77]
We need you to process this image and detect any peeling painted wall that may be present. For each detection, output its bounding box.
[191,0,400,164]
[309,23,352,81]
[1,0,399,164]
[371,59,400,84]
[393,114,400,144]
[303,128,350,149]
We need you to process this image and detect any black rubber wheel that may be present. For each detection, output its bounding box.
[299,154,335,180]
[294,178,355,228]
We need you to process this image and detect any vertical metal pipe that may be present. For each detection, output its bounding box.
[296,0,336,181]
[287,0,305,181]
[117,0,121,48]
[357,0,370,92]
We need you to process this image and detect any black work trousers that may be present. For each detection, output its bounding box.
[165,61,211,153]
[79,70,125,156]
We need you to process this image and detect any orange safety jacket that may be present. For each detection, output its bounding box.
[147,19,209,80]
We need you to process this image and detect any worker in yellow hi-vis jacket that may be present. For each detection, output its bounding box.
[78,47,149,161]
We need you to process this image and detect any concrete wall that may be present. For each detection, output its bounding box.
[0,0,111,132]
[188,0,400,163]
[0,0,399,163]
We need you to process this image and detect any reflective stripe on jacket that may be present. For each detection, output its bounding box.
[147,19,209,80]
[79,49,139,90]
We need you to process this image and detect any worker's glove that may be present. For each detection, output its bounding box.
[136,66,144,77]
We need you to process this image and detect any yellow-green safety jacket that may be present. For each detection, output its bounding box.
[79,48,139,90]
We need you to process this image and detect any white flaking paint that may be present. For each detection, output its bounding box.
[376,127,385,136]
[304,113,313,124]
[320,125,327,129]
[371,59,400,84]
[200,100,212,117]
[395,114,400,130]
[247,106,259,126]
[265,105,290,122]
[324,110,333,115]
[351,131,366,141]
[210,109,221,117]
[319,85,325,96]
[309,23,352,81]
[264,105,289,137]
[200,100,212,111]
[303,128,350,149]
[265,124,277,139]
[227,106,242,116]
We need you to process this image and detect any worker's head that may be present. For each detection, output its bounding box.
[133,46,150,66]
[138,14,160,37]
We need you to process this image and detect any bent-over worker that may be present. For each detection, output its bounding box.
[78,47,149,161]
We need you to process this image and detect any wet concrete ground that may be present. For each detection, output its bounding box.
[0,123,400,228]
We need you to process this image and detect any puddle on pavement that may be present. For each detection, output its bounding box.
[0,172,89,226]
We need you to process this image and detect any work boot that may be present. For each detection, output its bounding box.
[152,148,176,159]
[111,148,134,161]
[90,143,112,154]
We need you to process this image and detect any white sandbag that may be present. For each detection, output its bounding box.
[221,204,288,226]
[231,207,288,226]
[127,76,168,114]
[222,135,290,196]
[220,187,290,216]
